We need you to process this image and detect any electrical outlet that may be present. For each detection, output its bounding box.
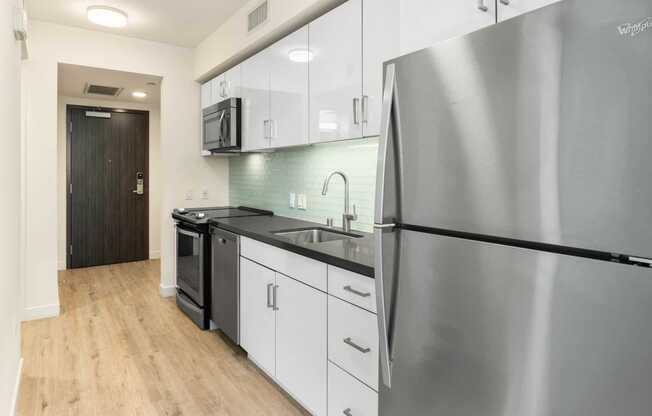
[297,193,307,210]
[185,189,193,200]
[200,187,209,200]
[289,193,296,208]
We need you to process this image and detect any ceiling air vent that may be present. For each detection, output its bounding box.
[248,1,268,33]
[84,83,123,97]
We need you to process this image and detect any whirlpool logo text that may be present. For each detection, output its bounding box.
[618,17,652,37]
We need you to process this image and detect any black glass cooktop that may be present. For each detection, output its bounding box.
[172,206,272,225]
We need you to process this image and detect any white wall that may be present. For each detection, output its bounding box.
[194,0,343,80]
[57,96,162,270]
[1,0,24,413]
[22,20,229,320]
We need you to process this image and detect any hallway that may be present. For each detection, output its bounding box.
[17,260,306,415]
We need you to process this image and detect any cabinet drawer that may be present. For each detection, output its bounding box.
[241,237,327,291]
[328,296,379,390]
[328,362,378,416]
[328,266,376,313]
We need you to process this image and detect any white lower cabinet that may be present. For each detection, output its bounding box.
[328,362,378,416]
[328,296,379,391]
[276,273,327,415]
[240,257,276,377]
[239,240,377,415]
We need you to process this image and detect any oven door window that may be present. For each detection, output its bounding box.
[203,109,228,149]
[176,227,204,306]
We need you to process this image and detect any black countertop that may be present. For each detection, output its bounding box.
[209,215,375,278]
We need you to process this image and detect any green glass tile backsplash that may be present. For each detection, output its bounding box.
[230,138,378,232]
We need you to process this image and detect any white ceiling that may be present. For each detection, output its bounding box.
[58,63,162,105]
[27,0,248,47]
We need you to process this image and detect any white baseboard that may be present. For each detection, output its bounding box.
[57,260,66,270]
[23,303,60,321]
[159,283,176,298]
[10,357,23,416]
[149,250,161,259]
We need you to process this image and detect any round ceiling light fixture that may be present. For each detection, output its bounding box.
[132,91,147,98]
[288,48,314,63]
[87,6,128,28]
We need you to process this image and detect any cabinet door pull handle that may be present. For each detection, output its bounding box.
[344,337,371,353]
[353,97,360,125]
[477,0,489,11]
[343,409,353,416]
[272,284,279,310]
[266,283,274,308]
[361,95,369,123]
[343,285,371,298]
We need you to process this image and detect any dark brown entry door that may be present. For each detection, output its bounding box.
[67,106,149,268]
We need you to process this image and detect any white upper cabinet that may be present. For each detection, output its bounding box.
[362,0,400,138]
[268,26,309,148]
[498,0,563,22]
[398,0,496,56]
[201,80,213,109]
[211,73,225,104]
[309,0,363,144]
[241,50,271,152]
[212,65,242,101]
[275,273,327,416]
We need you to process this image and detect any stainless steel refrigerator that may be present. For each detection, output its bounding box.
[373,0,652,415]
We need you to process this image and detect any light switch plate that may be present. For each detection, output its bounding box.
[200,187,209,200]
[289,192,296,208]
[297,193,307,210]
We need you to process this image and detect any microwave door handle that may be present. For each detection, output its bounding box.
[217,111,226,142]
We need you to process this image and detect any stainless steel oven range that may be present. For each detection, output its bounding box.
[172,207,272,329]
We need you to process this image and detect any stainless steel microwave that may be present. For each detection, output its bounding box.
[202,98,241,153]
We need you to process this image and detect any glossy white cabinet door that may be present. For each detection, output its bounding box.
[223,64,241,99]
[309,0,363,143]
[362,0,400,138]
[498,0,563,21]
[241,51,271,151]
[269,25,309,148]
[201,80,212,109]
[240,257,276,377]
[211,73,225,104]
[275,273,327,415]
[399,0,496,56]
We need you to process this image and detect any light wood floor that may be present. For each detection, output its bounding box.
[17,260,307,416]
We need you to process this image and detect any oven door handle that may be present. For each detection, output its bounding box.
[177,227,200,239]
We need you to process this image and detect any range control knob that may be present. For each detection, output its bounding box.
[197,213,205,219]
[178,208,186,213]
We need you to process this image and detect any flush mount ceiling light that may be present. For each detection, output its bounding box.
[87,6,128,28]
[132,91,147,98]
[288,48,314,63]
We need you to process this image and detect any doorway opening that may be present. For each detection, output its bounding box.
[58,63,162,269]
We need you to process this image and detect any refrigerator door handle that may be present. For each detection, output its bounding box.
[374,63,403,389]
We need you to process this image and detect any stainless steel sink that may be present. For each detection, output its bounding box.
[272,227,362,244]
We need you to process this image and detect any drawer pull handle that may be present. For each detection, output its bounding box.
[343,409,353,416]
[343,285,371,298]
[344,337,371,354]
